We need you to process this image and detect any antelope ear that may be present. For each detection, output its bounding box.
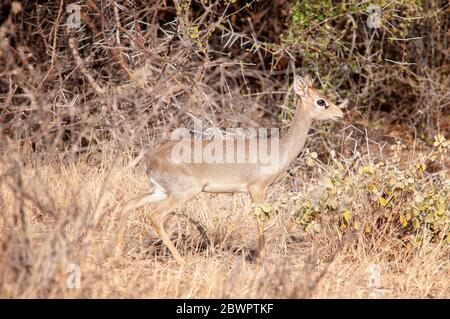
[304,74,314,87]
[293,76,309,98]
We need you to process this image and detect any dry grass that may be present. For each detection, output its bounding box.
[0,0,448,299]
[1,149,448,298]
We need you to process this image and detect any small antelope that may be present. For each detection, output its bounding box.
[119,75,345,264]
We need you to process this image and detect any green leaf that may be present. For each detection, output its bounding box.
[343,210,351,222]
[399,215,408,228]
[360,166,375,175]
[436,201,445,216]
[306,157,315,167]
[323,177,334,189]
[259,204,272,213]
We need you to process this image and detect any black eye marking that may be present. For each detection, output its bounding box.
[316,99,329,109]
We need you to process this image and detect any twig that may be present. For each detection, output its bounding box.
[67,31,105,95]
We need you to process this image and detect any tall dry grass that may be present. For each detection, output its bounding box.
[0,141,448,298]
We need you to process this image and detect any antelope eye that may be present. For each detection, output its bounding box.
[316,99,328,109]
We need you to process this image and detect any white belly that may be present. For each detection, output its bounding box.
[202,183,248,193]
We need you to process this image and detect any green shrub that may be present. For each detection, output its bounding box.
[287,135,449,245]
[283,0,447,138]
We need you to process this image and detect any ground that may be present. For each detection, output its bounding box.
[1,156,448,298]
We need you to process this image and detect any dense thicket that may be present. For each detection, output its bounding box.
[0,0,448,156]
